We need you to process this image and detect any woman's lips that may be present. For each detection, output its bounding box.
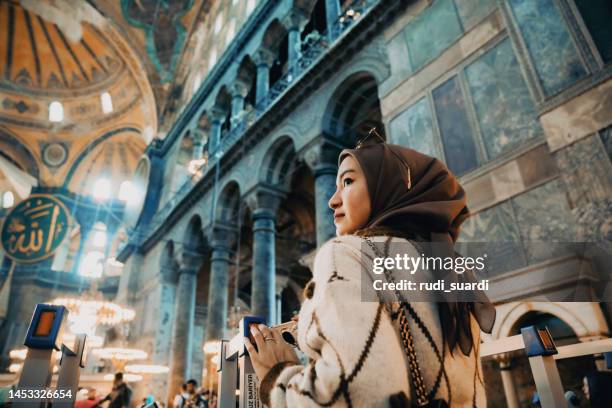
[334,214,344,222]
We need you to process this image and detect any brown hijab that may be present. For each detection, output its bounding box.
[339,143,495,356]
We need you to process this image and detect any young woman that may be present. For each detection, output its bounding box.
[244,139,496,407]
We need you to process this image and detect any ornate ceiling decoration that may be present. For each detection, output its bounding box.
[0,0,156,196]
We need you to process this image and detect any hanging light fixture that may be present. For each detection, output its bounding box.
[124,364,170,374]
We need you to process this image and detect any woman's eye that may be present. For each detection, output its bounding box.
[343,178,353,187]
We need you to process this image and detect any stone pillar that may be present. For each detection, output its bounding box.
[192,129,207,160]
[275,276,290,325]
[230,81,249,129]
[325,0,341,39]
[498,356,520,408]
[282,10,307,77]
[305,144,339,246]
[205,228,234,342]
[253,48,275,106]
[248,187,284,324]
[208,109,225,155]
[168,251,201,402]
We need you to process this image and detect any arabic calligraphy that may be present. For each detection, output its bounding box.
[1,195,70,263]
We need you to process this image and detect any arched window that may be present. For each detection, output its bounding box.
[214,12,224,34]
[208,48,218,70]
[2,191,15,208]
[49,101,64,122]
[79,250,105,278]
[118,180,135,203]
[92,178,112,201]
[101,92,113,113]
[225,19,236,46]
[247,0,256,14]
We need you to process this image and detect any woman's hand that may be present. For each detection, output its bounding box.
[244,324,300,380]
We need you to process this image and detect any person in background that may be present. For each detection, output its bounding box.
[75,387,101,408]
[564,390,580,408]
[583,371,612,408]
[173,383,188,408]
[184,379,206,408]
[99,372,132,408]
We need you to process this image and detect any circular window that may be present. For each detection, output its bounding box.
[42,143,68,167]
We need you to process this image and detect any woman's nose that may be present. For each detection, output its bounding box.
[328,189,341,210]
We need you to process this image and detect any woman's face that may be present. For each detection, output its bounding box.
[328,155,371,235]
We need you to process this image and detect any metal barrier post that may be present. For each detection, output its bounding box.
[53,333,87,407]
[520,326,565,408]
[218,316,266,408]
[217,340,237,408]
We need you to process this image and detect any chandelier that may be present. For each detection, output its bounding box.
[50,297,135,335]
[91,347,147,361]
[124,364,169,374]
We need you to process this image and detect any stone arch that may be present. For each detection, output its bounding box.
[493,302,609,341]
[322,71,384,144]
[260,136,297,189]
[262,19,288,50]
[197,110,210,133]
[216,181,241,224]
[236,56,257,109]
[0,128,39,179]
[181,214,206,253]
[214,86,232,135]
[262,19,289,88]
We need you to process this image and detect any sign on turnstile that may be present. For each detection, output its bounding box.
[218,316,266,408]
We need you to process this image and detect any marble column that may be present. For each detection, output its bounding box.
[192,129,207,160]
[325,0,341,39]
[230,81,249,129]
[499,357,520,408]
[305,144,339,246]
[168,252,201,401]
[282,10,307,78]
[249,188,283,324]
[208,109,225,155]
[205,229,233,342]
[253,49,275,106]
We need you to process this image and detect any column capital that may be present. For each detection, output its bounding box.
[282,8,309,31]
[177,248,204,273]
[230,80,250,98]
[253,48,275,68]
[209,107,227,123]
[302,142,341,172]
[205,223,237,249]
[245,183,286,214]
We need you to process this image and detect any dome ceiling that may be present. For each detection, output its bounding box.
[0,0,155,197]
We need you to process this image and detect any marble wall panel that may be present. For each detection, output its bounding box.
[508,0,586,96]
[432,75,479,175]
[554,134,612,209]
[404,0,463,71]
[389,97,441,159]
[458,201,527,276]
[510,178,578,264]
[454,0,497,31]
[465,38,542,159]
